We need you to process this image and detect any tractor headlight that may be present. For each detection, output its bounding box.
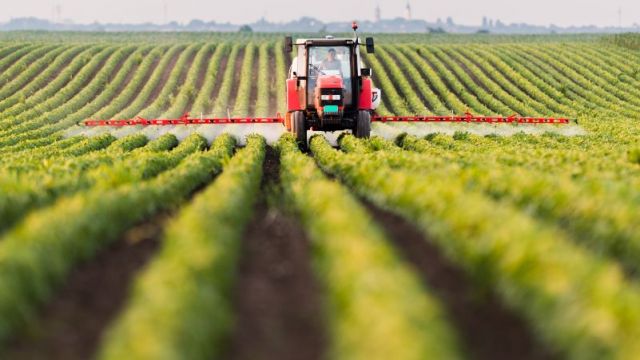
[321,94,341,101]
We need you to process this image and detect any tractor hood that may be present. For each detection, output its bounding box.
[316,75,343,89]
[314,75,345,121]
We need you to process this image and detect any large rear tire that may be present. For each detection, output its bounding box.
[354,110,371,138]
[292,111,307,150]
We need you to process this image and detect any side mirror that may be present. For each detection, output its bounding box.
[284,36,293,53]
[365,37,375,53]
[361,68,372,77]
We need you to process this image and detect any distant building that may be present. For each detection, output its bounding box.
[446,17,454,27]
[375,4,381,22]
[405,2,412,21]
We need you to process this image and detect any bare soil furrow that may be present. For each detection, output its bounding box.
[364,202,556,360]
[227,147,327,360]
[5,214,166,360]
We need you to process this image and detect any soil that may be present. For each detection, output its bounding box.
[4,214,167,360]
[364,202,557,360]
[226,147,327,360]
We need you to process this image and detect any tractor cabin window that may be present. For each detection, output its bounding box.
[307,46,353,106]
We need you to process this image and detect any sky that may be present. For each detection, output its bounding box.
[1,0,638,27]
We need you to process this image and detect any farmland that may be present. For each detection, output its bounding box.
[1,31,640,359]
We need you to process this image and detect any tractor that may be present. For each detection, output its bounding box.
[284,22,381,148]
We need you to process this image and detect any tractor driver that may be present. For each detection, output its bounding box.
[319,48,342,72]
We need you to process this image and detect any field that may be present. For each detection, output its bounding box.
[1,31,640,359]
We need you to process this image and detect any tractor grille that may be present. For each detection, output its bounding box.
[320,88,343,106]
[318,88,343,126]
[322,114,342,126]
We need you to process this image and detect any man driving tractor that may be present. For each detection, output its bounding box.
[319,48,341,71]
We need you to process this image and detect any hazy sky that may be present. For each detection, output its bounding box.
[2,0,638,27]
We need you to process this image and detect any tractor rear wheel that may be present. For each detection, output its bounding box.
[354,110,371,138]
[292,111,307,150]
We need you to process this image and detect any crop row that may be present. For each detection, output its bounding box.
[98,134,258,359]
[0,133,209,233]
[311,135,640,359]
[278,134,461,359]
[360,42,640,121]
[3,40,639,153]
[0,133,236,350]
[342,133,640,277]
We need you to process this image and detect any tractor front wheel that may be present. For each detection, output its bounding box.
[292,111,307,150]
[354,110,371,138]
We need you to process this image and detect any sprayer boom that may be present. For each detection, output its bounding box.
[83,112,571,127]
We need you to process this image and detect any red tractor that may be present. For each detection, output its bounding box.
[284,23,380,148]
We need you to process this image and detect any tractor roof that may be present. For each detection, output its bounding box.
[295,38,357,47]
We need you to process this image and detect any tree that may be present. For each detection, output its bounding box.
[427,27,446,34]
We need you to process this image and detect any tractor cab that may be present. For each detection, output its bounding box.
[284,23,380,148]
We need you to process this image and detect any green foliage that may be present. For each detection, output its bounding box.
[231,42,256,116]
[628,148,640,164]
[1,33,640,359]
[604,33,640,50]
[278,134,462,360]
[0,134,236,351]
[311,135,640,359]
[98,135,262,360]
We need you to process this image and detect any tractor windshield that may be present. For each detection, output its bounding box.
[307,46,352,106]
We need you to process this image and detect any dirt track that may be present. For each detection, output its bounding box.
[364,202,555,360]
[227,147,327,360]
